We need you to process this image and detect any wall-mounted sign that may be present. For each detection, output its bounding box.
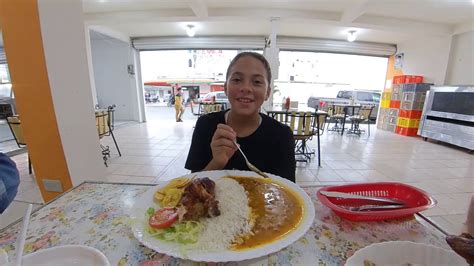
[394,53,404,70]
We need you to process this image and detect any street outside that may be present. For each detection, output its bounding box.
[144,103,200,123]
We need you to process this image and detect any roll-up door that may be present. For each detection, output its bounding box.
[277,36,397,57]
[132,36,265,50]
[132,36,396,57]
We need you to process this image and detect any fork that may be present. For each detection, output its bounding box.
[319,190,406,205]
[233,140,269,178]
[346,204,406,211]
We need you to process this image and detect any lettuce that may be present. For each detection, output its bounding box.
[145,207,203,244]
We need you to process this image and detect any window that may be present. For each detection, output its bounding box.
[216,92,227,99]
[341,91,352,99]
[356,92,372,101]
[275,51,387,105]
[372,93,381,103]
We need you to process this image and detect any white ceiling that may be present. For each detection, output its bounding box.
[0,1,472,47]
[82,0,474,45]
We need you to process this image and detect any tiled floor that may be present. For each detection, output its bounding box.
[1,106,473,235]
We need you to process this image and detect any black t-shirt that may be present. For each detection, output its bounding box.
[185,110,296,182]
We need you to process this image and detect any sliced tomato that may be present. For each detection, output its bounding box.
[149,208,178,229]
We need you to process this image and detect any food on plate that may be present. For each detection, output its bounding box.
[154,176,193,207]
[446,233,474,265]
[177,177,220,221]
[144,175,304,252]
[363,260,376,266]
[148,208,178,229]
[231,176,303,250]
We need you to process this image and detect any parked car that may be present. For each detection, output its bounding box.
[200,91,229,104]
[307,90,381,120]
[145,93,161,104]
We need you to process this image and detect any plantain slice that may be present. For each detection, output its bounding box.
[154,191,165,201]
[154,176,194,206]
[161,188,184,207]
[164,177,190,189]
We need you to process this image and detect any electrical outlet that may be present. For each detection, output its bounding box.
[42,179,63,192]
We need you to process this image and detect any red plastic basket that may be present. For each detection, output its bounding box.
[317,182,437,221]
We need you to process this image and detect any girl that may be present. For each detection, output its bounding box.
[185,52,296,182]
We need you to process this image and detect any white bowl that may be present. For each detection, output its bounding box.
[20,245,109,266]
[346,241,467,266]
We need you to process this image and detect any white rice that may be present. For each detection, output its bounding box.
[193,177,252,251]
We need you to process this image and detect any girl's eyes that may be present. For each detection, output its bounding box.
[229,77,265,86]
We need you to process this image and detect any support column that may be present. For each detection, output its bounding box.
[263,17,280,109]
[85,28,99,107]
[0,0,105,202]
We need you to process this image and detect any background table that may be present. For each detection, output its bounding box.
[265,107,328,167]
[331,104,361,136]
[0,182,449,265]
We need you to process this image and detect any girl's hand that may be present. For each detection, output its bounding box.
[206,124,237,169]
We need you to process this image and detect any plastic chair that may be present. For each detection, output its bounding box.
[6,116,32,174]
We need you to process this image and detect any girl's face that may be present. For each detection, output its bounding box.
[224,56,270,117]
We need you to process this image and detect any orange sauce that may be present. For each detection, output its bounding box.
[229,176,303,250]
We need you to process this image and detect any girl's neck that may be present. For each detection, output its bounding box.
[225,110,261,138]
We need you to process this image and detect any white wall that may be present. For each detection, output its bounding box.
[38,0,105,185]
[445,31,474,85]
[90,31,140,121]
[397,35,452,85]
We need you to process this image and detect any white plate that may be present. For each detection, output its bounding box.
[20,245,110,266]
[130,170,315,262]
[346,241,468,266]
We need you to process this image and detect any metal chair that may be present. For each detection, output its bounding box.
[326,105,346,133]
[95,105,121,166]
[274,112,289,125]
[198,103,226,116]
[347,105,374,136]
[6,116,32,173]
[287,111,318,162]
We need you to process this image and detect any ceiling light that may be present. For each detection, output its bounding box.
[347,30,357,42]
[186,25,196,37]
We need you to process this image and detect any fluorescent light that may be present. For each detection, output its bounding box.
[347,30,357,42]
[186,25,196,37]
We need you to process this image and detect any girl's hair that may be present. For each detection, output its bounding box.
[225,52,272,86]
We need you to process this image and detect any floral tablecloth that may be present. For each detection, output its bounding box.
[0,182,448,265]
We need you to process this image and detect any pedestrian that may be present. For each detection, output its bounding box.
[174,87,185,122]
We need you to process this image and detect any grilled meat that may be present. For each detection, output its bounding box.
[446,233,474,265]
[178,177,220,221]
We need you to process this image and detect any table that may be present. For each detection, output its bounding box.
[0,182,449,265]
[329,104,362,136]
[265,107,328,167]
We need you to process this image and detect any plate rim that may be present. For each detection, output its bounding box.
[22,244,110,265]
[129,170,315,262]
[345,240,467,266]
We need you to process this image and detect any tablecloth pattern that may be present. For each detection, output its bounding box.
[0,182,448,265]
